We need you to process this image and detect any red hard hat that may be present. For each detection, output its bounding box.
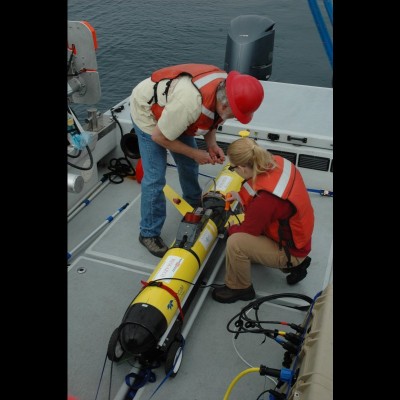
[225,71,264,124]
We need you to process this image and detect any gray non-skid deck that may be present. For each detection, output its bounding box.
[68,163,332,400]
[68,81,332,400]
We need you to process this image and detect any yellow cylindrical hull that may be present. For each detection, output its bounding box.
[135,219,218,323]
[119,164,243,355]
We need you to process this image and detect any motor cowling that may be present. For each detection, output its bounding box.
[224,15,275,81]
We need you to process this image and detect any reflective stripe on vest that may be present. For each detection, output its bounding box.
[242,181,257,197]
[194,72,228,89]
[193,72,227,134]
[272,158,293,197]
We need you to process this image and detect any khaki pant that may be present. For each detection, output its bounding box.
[225,232,305,289]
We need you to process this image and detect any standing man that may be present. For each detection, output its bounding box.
[130,64,264,257]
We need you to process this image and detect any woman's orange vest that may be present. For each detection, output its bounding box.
[148,64,227,136]
[238,155,314,249]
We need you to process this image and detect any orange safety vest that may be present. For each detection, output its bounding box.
[238,155,314,250]
[148,64,227,136]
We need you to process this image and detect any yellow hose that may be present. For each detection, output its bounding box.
[223,367,260,400]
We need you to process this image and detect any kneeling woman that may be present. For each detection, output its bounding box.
[212,137,314,303]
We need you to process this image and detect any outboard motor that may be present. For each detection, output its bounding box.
[224,15,275,81]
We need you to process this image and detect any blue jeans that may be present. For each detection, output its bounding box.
[132,121,202,237]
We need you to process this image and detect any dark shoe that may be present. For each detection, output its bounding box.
[212,284,255,303]
[282,256,311,273]
[286,256,311,285]
[139,234,168,258]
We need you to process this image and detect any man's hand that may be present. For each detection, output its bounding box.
[204,129,225,164]
[193,149,214,165]
[208,144,225,164]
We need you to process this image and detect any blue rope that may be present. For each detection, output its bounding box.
[324,0,333,24]
[307,0,333,67]
[145,337,186,400]
[307,188,333,197]
[94,353,108,400]
[125,366,158,399]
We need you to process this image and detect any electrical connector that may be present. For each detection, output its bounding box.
[280,340,299,355]
[259,365,281,378]
[275,337,299,355]
[285,332,302,346]
[289,323,305,334]
[259,365,294,383]
[282,351,293,369]
[279,367,294,383]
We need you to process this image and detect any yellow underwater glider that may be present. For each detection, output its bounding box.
[107,164,244,375]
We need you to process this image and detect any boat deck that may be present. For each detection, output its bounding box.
[68,82,333,400]
[68,167,332,400]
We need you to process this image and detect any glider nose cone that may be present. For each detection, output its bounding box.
[120,303,168,355]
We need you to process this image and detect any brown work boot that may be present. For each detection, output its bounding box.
[139,234,168,258]
[212,284,255,303]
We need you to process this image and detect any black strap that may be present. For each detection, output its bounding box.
[283,244,293,269]
[211,110,221,130]
[278,219,294,268]
[162,79,172,101]
[147,81,159,105]
[147,79,173,105]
